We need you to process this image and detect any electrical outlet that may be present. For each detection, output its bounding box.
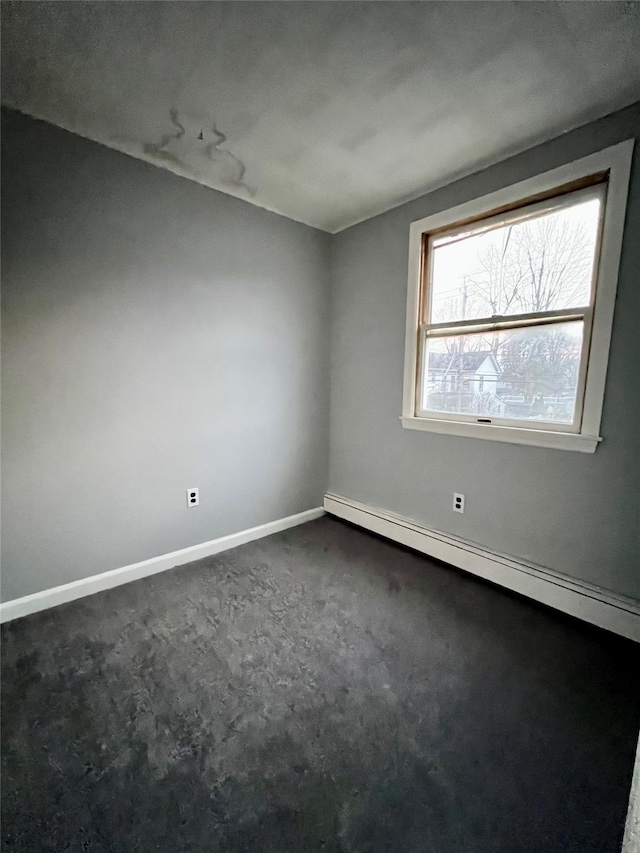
[453,493,465,513]
[187,487,199,508]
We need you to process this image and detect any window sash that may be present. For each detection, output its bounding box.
[415,307,594,433]
[421,182,607,328]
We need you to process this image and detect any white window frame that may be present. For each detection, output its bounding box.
[401,139,634,453]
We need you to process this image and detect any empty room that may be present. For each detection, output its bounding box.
[2,2,640,851]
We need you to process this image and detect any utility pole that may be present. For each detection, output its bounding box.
[459,278,468,410]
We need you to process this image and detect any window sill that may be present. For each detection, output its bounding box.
[400,416,601,452]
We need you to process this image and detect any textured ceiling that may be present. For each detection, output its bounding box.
[2,1,640,232]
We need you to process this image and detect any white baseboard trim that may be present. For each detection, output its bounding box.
[324,493,640,643]
[0,506,325,624]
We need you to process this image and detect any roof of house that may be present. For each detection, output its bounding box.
[428,351,500,373]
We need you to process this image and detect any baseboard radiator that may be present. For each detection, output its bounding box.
[324,493,640,643]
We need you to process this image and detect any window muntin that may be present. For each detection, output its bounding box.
[416,183,605,431]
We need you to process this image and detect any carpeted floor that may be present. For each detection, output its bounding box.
[2,515,639,852]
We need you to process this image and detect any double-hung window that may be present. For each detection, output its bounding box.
[402,141,634,452]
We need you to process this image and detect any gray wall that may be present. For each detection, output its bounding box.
[329,102,640,601]
[1,109,331,602]
[4,103,639,605]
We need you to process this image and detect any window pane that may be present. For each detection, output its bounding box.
[429,197,601,323]
[421,321,584,424]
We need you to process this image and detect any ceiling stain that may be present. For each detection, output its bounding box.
[143,109,192,172]
[4,2,640,231]
[144,109,254,196]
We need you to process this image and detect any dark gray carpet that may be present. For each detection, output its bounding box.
[2,516,639,852]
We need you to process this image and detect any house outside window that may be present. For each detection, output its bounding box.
[402,140,634,452]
